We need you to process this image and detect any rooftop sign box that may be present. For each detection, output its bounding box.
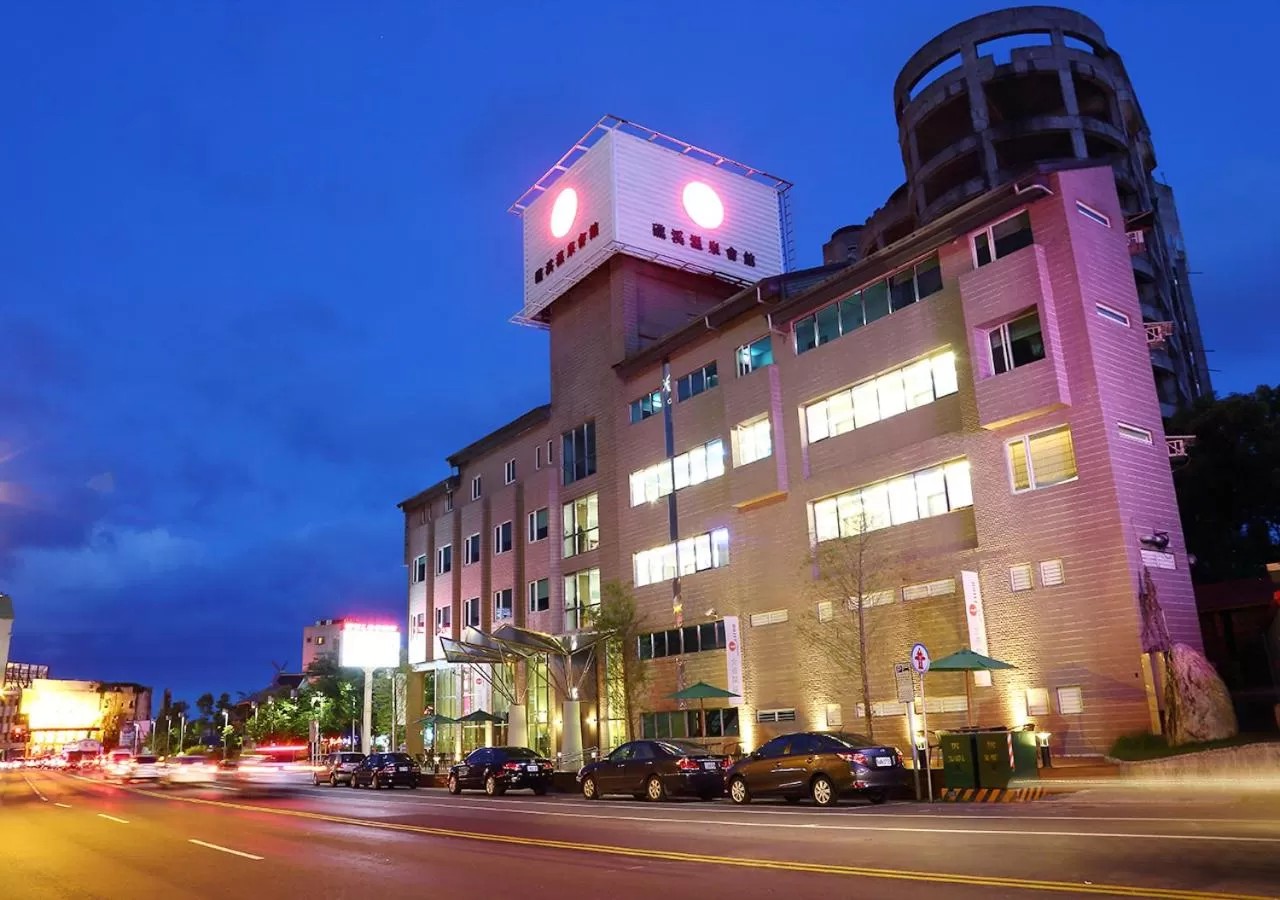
[510,115,792,326]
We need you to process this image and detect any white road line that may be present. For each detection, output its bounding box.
[378,796,1280,844]
[188,839,263,861]
[97,813,129,824]
[22,775,48,801]
[54,802,72,809]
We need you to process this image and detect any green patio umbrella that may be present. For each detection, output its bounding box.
[457,709,504,724]
[927,649,1017,727]
[417,712,458,726]
[667,682,740,741]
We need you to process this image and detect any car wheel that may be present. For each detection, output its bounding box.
[581,775,598,800]
[484,775,501,797]
[313,774,321,786]
[330,774,339,787]
[373,774,382,790]
[811,774,837,807]
[645,776,667,802]
[448,775,461,795]
[729,777,751,805]
[350,775,359,788]
[532,784,548,796]
[867,790,887,805]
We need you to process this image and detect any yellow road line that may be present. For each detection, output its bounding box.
[131,788,1267,899]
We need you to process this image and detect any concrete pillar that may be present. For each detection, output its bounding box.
[361,668,373,753]
[484,721,494,748]
[508,704,528,749]
[405,670,425,757]
[560,700,582,771]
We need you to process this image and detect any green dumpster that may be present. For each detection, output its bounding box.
[939,731,978,789]
[975,730,1040,789]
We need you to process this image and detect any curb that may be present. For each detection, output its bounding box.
[940,787,1046,802]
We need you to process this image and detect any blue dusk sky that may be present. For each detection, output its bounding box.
[1,2,1276,704]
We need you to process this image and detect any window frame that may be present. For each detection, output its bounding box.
[988,309,1046,375]
[1006,426,1078,493]
[463,533,481,566]
[732,416,773,467]
[562,421,597,486]
[527,578,550,613]
[504,459,516,485]
[1117,422,1153,445]
[735,335,774,377]
[493,588,514,622]
[494,521,513,555]
[527,507,549,543]
[434,605,452,632]
[562,492,600,558]
[411,554,427,584]
[471,476,482,501]
[675,362,719,402]
[972,209,1033,268]
[1075,200,1111,227]
[1095,303,1130,326]
[435,545,453,575]
[463,597,480,629]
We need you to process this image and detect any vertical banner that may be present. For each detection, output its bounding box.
[961,571,992,687]
[723,616,743,706]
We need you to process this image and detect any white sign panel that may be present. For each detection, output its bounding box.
[515,119,788,325]
[961,571,992,687]
[340,622,401,669]
[723,616,743,706]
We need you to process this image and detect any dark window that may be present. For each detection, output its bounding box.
[632,742,656,761]
[990,310,1046,374]
[862,280,890,323]
[682,625,700,653]
[839,295,865,334]
[915,254,943,298]
[562,421,597,485]
[795,316,817,354]
[527,578,550,613]
[503,747,538,759]
[629,389,663,424]
[815,304,841,346]
[609,744,635,761]
[756,736,790,759]
[527,507,549,542]
[675,362,718,402]
[890,268,918,312]
[975,211,1033,266]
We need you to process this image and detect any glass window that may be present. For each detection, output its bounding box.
[887,475,919,525]
[527,578,550,613]
[813,497,839,542]
[890,268,917,312]
[737,336,774,376]
[494,589,514,621]
[494,521,513,554]
[826,391,855,438]
[915,254,943,298]
[757,737,790,759]
[944,460,974,508]
[931,351,959,397]
[527,507,549,542]
[851,381,880,428]
[876,371,907,419]
[990,311,1045,375]
[563,493,599,558]
[902,359,936,409]
[993,211,1034,258]
[1009,426,1078,492]
[562,421,597,485]
[839,294,865,333]
[915,467,949,518]
[795,316,817,354]
[733,417,772,467]
[862,280,890,323]
[815,304,841,346]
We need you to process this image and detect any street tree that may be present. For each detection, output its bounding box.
[1167,385,1280,581]
[587,580,650,744]
[795,513,900,741]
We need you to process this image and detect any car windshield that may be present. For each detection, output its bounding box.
[828,733,875,749]
[502,747,538,759]
[384,753,414,763]
[341,754,363,762]
[655,740,707,756]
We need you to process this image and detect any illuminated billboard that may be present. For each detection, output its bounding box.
[340,622,401,669]
[511,115,791,325]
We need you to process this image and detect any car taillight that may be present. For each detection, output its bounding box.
[894,750,904,767]
[502,761,521,772]
[676,757,700,771]
[838,752,870,767]
[721,757,733,769]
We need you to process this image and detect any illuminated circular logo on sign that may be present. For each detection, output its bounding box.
[682,181,724,229]
[550,187,578,239]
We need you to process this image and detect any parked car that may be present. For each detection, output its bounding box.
[314,751,365,786]
[578,740,729,801]
[351,752,421,790]
[725,731,904,806]
[448,747,553,796]
[161,755,217,786]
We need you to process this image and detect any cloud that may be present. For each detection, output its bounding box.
[9,523,204,594]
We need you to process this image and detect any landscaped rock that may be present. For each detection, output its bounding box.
[1170,643,1238,744]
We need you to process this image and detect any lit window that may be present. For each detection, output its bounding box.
[527,507,549,542]
[493,589,513,622]
[736,335,774,377]
[629,439,725,506]
[805,350,958,445]
[675,362,719,402]
[471,476,482,501]
[633,528,729,588]
[732,417,772,467]
[435,545,452,575]
[811,459,973,543]
[564,567,601,631]
[1007,426,1077,492]
[411,555,427,584]
[1026,688,1049,716]
[562,493,599,558]
[973,211,1033,267]
[504,459,516,484]
[464,533,481,565]
[990,311,1046,375]
[493,521,513,555]
[629,389,663,424]
[527,578,550,613]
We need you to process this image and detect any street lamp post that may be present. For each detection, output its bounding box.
[165,716,172,757]
[221,709,230,760]
[178,714,186,754]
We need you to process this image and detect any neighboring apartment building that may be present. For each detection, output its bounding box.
[1,661,47,760]
[302,618,345,673]
[399,111,1199,760]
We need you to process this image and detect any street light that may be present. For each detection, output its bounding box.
[221,709,230,760]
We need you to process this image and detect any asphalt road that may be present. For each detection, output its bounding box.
[1,769,1277,899]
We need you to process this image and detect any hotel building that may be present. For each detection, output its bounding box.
[399,102,1200,761]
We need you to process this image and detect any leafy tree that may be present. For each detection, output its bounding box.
[195,693,216,719]
[1168,385,1280,581]
[587,580,650,744]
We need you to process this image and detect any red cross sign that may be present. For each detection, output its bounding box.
[910,642,931,674]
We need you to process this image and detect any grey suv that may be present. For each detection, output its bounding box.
[315,751,365,786]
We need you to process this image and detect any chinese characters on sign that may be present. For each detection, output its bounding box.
[533,221,601,284]
[651,223,756,268]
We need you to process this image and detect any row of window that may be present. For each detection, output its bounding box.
[637,620,728,660]
[805,349,958,445]
[812,459,974,543]
[434,569,600,631]
[639,708,740,740]
[795,254,943,356]
[633,528,731,588]
[629,361,724,425]
[629,438,726,507]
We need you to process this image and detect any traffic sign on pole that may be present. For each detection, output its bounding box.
[894,662,914,704]
[910,642,931,674]
[910,642,933,802]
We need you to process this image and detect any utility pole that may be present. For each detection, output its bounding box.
[361,667,374,753]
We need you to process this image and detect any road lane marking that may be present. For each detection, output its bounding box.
[54,803,72,809]
[22,775,48,801]
[129,790,1274,899]
[188,839,263,860]
[97,813,129,824]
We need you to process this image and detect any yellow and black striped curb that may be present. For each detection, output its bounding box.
[940,787,1046,802]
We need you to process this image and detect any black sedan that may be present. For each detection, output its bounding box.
[578,740,729,801]
[448,746,553,796]
[351,752,421,789]
[725,731,904,806]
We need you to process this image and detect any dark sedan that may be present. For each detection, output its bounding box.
[351,752,421,789]
[726,731,904,806]
[448,746,554,796]
[578,740,729,801]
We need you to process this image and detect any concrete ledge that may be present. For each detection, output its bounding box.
[1111,741,1280,780]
